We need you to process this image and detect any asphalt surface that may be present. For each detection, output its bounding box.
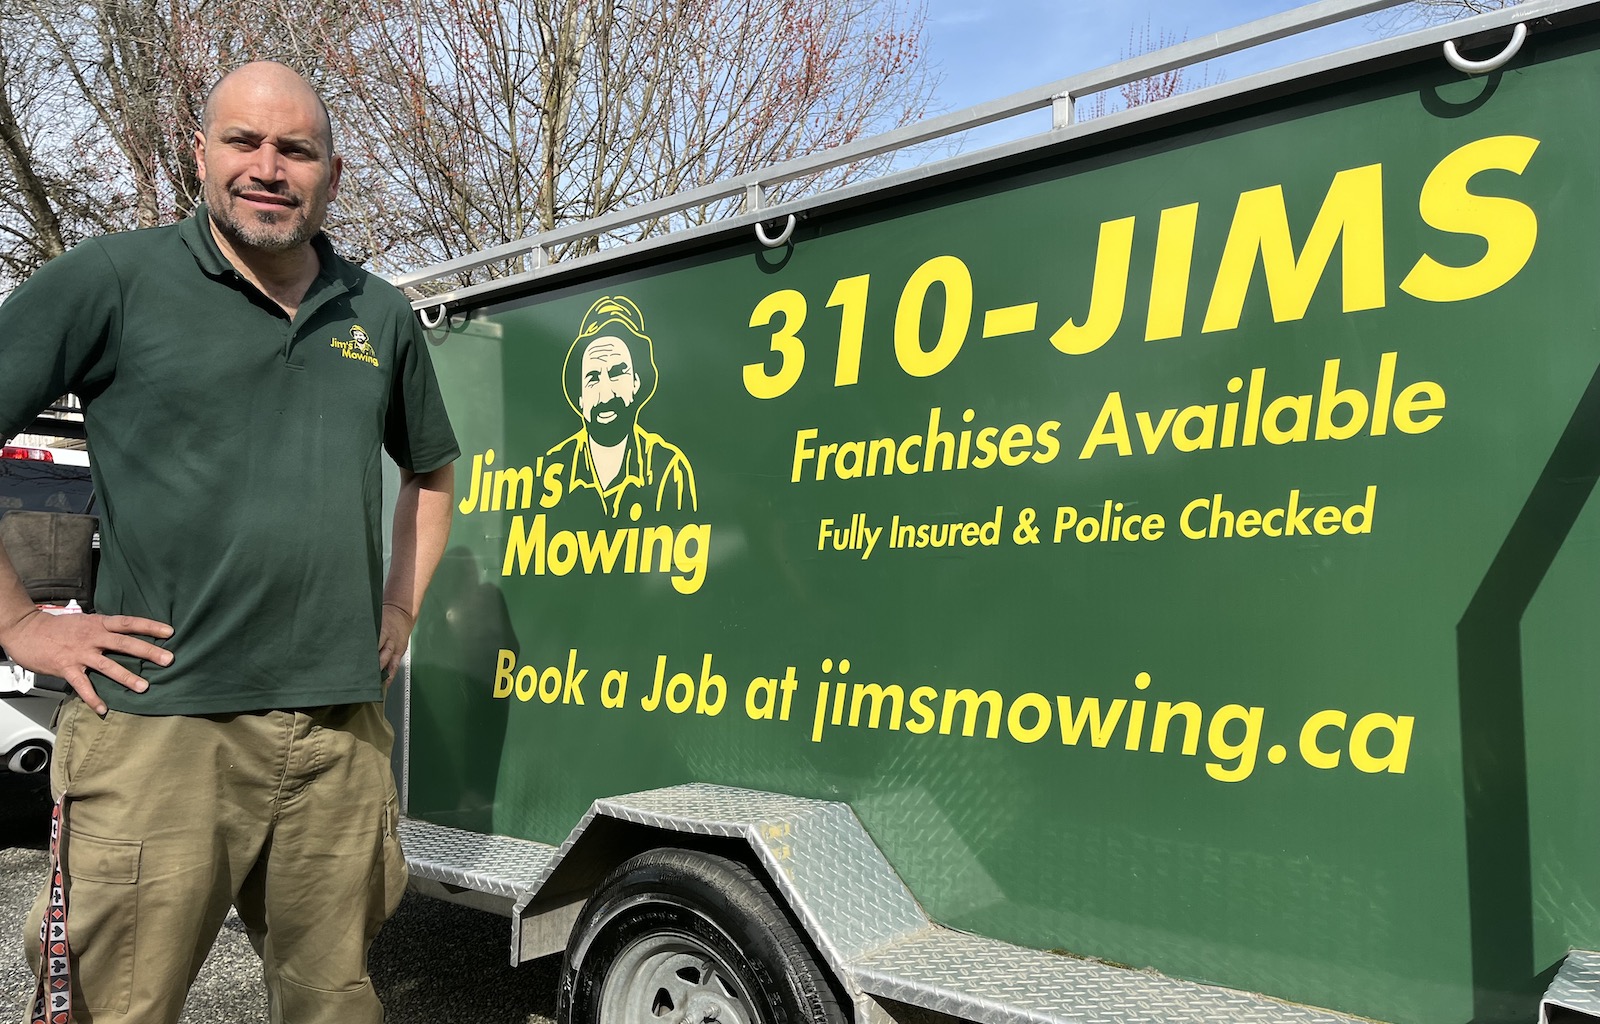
[0,771,560,1024]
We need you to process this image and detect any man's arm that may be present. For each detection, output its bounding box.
[0,539,173,716]
[378,462,454,686]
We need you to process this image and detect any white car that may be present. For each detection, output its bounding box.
[0,443,93,775]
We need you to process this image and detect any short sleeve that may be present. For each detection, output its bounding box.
[0,242,121,441]
[384,311,459,473]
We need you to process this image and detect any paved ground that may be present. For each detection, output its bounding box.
[0,772,559,1024]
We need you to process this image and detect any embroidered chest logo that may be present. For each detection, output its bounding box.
[330,324,380,368]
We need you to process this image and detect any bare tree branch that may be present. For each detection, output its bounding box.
[0,0,937,295]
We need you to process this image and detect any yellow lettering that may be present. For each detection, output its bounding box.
[940,688,1003,738]
[850,683,905,730]
[1080,392,1133,458]
[1204,163,1386,333]
[1299,709,1346,769]
[1146,204,1199,341]
[1350,713,1414,774]
[1393,382,1446,434]
[1151,701,1201,755]
[1006,693,1053,743]
[1057,696,1127,747]
[1205,704,1263,782]
[1052,216,1135,355]
[493,649,514,698]
[1401,135,1540,303]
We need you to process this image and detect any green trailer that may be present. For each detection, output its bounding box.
[387,3,1600,1021]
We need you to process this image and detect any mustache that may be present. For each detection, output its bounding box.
[230,184,302,206]
[588,395,634,420]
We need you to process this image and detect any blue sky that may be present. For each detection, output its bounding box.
[917,0,1428,145]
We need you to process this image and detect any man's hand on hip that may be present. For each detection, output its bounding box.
[1,609,174,715]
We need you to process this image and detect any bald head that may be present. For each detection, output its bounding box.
[194,59,343,257]
[203,62,333,152]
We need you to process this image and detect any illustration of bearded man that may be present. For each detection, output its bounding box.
[545,296,696,517]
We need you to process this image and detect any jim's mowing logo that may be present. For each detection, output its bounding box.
[330,324,380,367]
[463,294,711,595]
[544,296,697,518]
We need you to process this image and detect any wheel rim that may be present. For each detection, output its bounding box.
[597,930,759,1024]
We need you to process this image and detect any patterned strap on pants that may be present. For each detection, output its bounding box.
[30,799,70,1024]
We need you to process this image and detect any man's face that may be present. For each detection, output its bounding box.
[580,337,640,447]
[194,68,342,254]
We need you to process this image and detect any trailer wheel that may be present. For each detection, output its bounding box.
[559,848,845,1024]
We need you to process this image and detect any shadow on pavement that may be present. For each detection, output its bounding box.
[372,892,560,1023]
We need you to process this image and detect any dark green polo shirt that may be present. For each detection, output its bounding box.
[0,207,459,714]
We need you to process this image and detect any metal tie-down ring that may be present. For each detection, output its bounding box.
[1444,22,1527,75]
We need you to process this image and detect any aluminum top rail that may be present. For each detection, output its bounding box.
[391,0,1581,314]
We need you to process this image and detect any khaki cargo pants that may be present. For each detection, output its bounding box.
[22,699,407,1024]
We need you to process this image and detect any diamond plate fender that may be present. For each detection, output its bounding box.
[1542,949,1600,1022]
[515,782,931,1019]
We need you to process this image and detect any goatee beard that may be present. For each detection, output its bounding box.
[208,186,314,252]
[586,400,636,448]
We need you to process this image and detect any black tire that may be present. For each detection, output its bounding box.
[558,848,847,1024]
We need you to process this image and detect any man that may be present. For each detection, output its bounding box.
[546,295,695,517]
[0,62,457,1024]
